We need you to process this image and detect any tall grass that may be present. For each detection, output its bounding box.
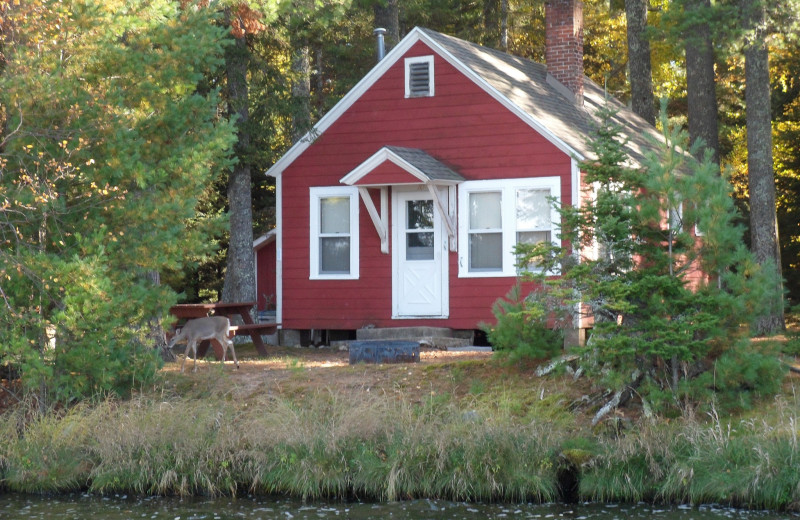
[582,394,800,510]
[4,383,800,510]
[0,401,98,493]
[0,388,563,501]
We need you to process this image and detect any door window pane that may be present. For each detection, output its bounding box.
[407,233,434,260]
[407,200,433,229]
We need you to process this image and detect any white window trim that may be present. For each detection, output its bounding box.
[309,186,359,280]
[694,223,705,237]
[458,177,561,278]
[668,201,683,233]
[404,55,435,98]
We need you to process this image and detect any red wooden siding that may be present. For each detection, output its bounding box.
[255,239,277,311]
[279,40,574,330]
[353,161,425,186]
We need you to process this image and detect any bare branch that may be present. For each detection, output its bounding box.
[0,283,13,312]
[0,102,23,149]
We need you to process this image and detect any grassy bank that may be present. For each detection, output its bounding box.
[1,348,799,510]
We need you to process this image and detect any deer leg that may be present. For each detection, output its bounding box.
[219,336,227,364]
[219,337,238,369]
[227,338,239,369]
[179,340,189,373]
[191,339,199,372]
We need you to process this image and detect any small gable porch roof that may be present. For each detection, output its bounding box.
[339,146,465,187]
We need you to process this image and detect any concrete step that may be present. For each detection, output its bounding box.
[356,326,455,340]
[355,327,473,350]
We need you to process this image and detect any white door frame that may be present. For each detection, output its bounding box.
[392,187,449,318]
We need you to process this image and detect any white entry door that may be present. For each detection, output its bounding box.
[393,189,448,318]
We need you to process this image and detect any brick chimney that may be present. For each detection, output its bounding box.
[545,0,584,104]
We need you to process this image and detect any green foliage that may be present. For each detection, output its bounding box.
[693,341,786,413]
[0,1,236,405]
[482,284,564,363]
[513,102,783,413]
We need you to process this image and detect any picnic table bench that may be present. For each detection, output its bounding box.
[169,301,277,358]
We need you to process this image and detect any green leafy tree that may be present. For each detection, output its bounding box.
[515,103,783,416]
[0,0,235,405]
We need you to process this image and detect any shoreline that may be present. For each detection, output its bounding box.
[2,348,799,511]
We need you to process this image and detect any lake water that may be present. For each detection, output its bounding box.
[1,494,797,520]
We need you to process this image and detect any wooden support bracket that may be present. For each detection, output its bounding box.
[358,186,389,253]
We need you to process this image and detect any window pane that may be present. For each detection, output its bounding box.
[669,203,682,231]
[407,200,433,229]
[407,232,434,260]
[517,231,551,271]
[517,231,551,245]
[320,237,350,273]
[470,232,502,270]
[469,192,501,229]
[320,197,350,234]
[516,189,550,229]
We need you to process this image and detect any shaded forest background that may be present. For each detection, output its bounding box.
[172,0,800,306]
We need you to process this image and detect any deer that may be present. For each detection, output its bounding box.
[167,316,239,373]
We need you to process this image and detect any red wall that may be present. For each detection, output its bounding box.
[279,41,572,330]
[256,240,276,311]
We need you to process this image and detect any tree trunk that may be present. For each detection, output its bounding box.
[684,0,720,166]
[373,0,400,48]
[742,0,785,334]
[290,0,312,143]
[625,0,655,125]
[290,44,311,143]
[500,0,508,51]
[483,0,499,47]
[222,18,257,308]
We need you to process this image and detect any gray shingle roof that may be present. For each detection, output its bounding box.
[384,146,465,183]
[420,27,665,168]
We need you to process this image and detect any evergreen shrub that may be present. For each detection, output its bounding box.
[482,284,564,363]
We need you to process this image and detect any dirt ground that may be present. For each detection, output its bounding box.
[161,345,502,403]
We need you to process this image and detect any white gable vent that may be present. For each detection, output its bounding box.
[405,56,434,98]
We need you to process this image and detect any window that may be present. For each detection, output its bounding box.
[458,178,561,277]
[516,188,553,271]
[468,191,502,271]
[669,201,706,237]
[309,187,359,279]
[668,201,683,233]
[405,56,434,98]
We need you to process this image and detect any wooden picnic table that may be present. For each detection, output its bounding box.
[169,301,277,358]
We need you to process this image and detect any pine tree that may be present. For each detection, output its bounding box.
[0,0,235,404]
[514,103,782,417]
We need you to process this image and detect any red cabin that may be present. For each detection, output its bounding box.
[263,0,667,345]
